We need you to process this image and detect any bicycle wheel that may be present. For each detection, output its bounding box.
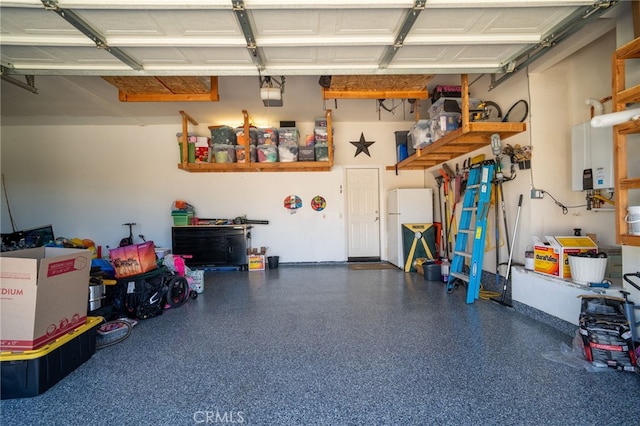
[166,275,189,307]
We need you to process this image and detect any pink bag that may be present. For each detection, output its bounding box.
[110,241,157,279]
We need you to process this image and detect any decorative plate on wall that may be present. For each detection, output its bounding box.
[284,195,302,210]
[311,195,326,211]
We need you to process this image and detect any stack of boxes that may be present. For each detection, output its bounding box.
[278,127,299,162]
[399,92,482,157]
[0,247,99,399]
[427,97,481,141]
[532,236,597,280]
[256,128,278,162]
[171,201,196,226]
[235,126,258,163]
[313,117,330,161]
[176,133,211,163]
[180,117,331,164]
[176,132,197,163]
[248,247,268,271]
[408,119,433,150]
[209,125,237,163]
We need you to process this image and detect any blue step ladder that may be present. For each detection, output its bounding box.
[446,161,495,304]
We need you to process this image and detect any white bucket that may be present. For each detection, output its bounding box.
[625,205,640,236]
[568,255,607,285]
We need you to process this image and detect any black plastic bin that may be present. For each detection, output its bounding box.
[1,317,102,399]
[267,256,279,269]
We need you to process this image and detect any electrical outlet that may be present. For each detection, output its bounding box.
[530,189,544,199]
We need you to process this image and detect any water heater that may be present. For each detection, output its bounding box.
[571,122,614,191]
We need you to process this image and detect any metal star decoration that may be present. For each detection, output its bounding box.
[350,132,375,157]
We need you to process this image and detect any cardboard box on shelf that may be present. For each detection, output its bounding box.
[533,236,598,279]
[0,247,92,351]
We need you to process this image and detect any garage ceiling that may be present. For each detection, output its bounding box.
[0,0,621,78]
[0,1,625,125]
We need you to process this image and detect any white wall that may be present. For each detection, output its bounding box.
[1,16,638,280]
[0,118,427,263]
[421,27,640,293]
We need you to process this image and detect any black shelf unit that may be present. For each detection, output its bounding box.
[171,225,250,267]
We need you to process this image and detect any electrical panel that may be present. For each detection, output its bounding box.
[571,122,613,191]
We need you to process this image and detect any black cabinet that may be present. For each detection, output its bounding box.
[171,226,250,267]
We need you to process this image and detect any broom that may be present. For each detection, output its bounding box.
[492,194,523,307]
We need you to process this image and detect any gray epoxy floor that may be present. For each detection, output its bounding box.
[2,264,639,425]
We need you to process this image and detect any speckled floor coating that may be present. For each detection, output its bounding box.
[2,264,639,425]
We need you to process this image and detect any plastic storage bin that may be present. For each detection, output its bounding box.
[257,144,278,162]
[314,127,329,144]
[172,212,194,226]
[235,127,258,146]
[431,112,461,140]
[278,144,298,162]
[428,97,481,117]
[1,317,102,400]
[212,144,236,163]
[409,119,434,149]
[315,143,330,162]
[278,127,300,145]
[209,126,237,145]
[299,146,315,161]
[235,145,257,163]
[257,128,279,145]
[315,117,328,127]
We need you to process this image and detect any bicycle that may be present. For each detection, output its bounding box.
[169,254,199,300]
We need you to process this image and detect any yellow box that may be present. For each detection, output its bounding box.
[248,255,265,271]
[533,236,597,279]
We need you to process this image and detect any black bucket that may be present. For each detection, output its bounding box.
[423,262,442,282]
[268,256,279,269]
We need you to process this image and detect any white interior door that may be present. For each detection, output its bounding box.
[346,168,380,261]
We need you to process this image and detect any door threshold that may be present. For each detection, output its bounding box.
[347,257,381,263]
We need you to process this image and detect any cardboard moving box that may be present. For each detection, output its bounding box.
[248,255,265,271]
[533,236,597,279]
[0,247,91,351]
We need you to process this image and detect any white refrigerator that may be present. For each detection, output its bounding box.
[387,188,434,268]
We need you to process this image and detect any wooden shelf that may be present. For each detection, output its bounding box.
[612,36,640,247]
[386,74,526,171]
[178,161,332,173]
[178,109,334,173]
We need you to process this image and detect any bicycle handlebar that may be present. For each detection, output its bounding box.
[623,272,640,292]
